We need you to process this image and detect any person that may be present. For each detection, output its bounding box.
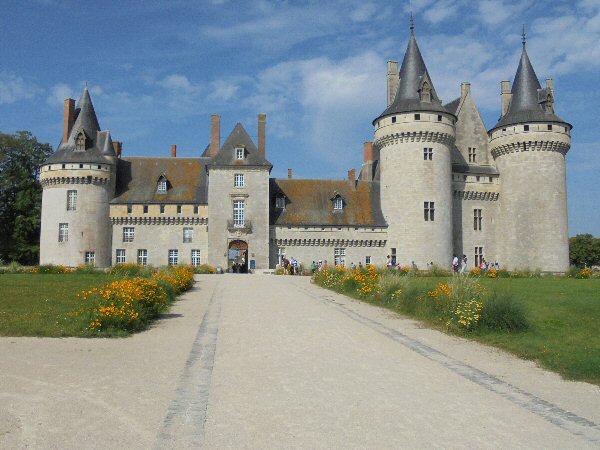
[311,261,317,274]
[452,255,459,273]
[386,255,392,268]
[282,257,290,274]
[350,262,356,270]
[291,257,298,275]
[461,254,468,273]
[479,257,486,271]
[358,261,363,269]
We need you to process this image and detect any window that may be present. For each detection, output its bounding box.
[489,177,493,183]
[392,116,397,123]
[474,209,482,231]
[234,173,245,187]
[334,248,346,266]
[65,190,77,211]
[143,205,148,214]
[160,204,165,214]
[123,227,135,243]
[334,197,343,210]
[75,132,85,151]
[275,196,285,209]
[79,164,83,169]
[84,251,95,265]
[233,200,245,227]
[475,247,484,267]
[137,249,148,266]
[424,202,435,221]
[183,227,193,243]
[468,147,476,163]
[177,205,182,214]
[168,249,179,266]
[524,125,529,131]
[193,205,199,214]
[235,147,244,160]
[414,114,421,120]
[157,179,167,193]
[127,204,132,214]
[191,249,201,267]
[365,256,371,265]
[437,115,442,122]
[423,148,433,160]
[116,249,126,264]
[58,223,68,242]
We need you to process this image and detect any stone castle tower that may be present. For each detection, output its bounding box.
[489,35,572,272]
[373,23,456,268]
[39,86,118,267]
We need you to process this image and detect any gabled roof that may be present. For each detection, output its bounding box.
[209,123,272,169]
[44,86,117,165]
[493,45,568,130]
[444,97,461,116]
[270,179,386,227]
[111,157,210,204]
[374,27,450,124]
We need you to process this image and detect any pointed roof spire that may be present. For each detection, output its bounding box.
[410,12,415,33]
[521,24,526,47]
[373,22,450,123]
[71,83,101,142]
[493,34,567,129]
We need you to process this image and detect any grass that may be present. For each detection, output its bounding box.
[0,273,123,337]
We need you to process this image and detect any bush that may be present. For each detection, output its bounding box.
[73,264,98,274]
[37,264,74,274]
[429,264,451,277]
[109,263,153,277]
[479,291,529,332]
[575,267,593,279]
[194,264,216,274]
[274,267,286,275]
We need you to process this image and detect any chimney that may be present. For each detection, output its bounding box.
[363,141,374,162]
[171,144,177,158]
[112,141,122,158]
[63,98,75,144]
[258,113,266,158]
[546,78,554,98]
[210,115,220,157]
[288,168,293,179]
[348,168,356,184]
[501,80,512,116]
[387,60,399,107]
[461,82,471,98]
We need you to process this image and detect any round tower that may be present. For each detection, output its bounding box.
[489,37,571,272]
[39,87,117,268]
[373,23,456,268]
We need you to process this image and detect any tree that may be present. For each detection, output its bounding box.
[569,234,600,268]
[0,131,53,264]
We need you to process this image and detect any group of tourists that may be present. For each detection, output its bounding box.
[281,256,302,275]
[452,254,499,273]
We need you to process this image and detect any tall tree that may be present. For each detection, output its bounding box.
[0,131,53,264]
[569,234,600,268]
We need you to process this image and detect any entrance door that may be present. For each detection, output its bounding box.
[228,240,248,273]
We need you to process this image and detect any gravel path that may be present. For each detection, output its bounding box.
[1,274,599,449]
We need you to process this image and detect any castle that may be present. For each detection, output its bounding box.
[39,25,572,272]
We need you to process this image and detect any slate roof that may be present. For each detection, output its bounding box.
[270,179,387,227]
[111,157,210,204]
[493,45,569,130]
[209,123,272,170]
[452,163,499,175]
[374,28,451,124]
[45,86,117,165]
[444,97,461,116]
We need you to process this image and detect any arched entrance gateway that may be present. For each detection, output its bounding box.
[228,240,248,273]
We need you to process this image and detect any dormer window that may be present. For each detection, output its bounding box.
[275,196,285,209]
[235,147,244,160]
[75,132,86,151]
[157,176,168,193]
[334,197,343,210]
[420,81,431,103]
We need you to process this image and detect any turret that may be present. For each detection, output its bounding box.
[39,85,117,267]
[373,18,456,267]
[488,31,572,272]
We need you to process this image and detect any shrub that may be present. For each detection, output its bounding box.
[575,267,593,279]
[487,268,498,278]
[37,264,74,274]
[497,269,511,278]
[109,263,153,277]
[429,264,451,277]
[274,267,286,275]
[479,291,529,332]
[194,264,216,274]
[152,266,194,293]
[379,273,410,303]
[74,264,98,274]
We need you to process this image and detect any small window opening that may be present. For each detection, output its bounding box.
[524,125,530,131]
[391,116,397,123]
[414,114,421,121]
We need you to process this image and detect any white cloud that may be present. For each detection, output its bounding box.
[209,80,240,103]
[0,72,39,105]
[46,83,75,106]
[158,74,199,94]
[423,0,458,24]
[350,3,377,22]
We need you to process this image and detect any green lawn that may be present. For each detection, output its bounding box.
[475,278,600,384]
[0,273,121,337]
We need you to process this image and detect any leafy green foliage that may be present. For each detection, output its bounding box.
[569,234,600,268]
[0,131,53,264]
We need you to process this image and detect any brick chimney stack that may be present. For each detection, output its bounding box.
[210,115,221,157]
[258,113,266,158]
[363,141,374,162]
[171,144,177,158]
[63,98,75,144]
[112,141,122,158]
[288,168,293,179]
[348,168,356,184]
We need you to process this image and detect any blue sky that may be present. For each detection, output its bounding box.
[1,0,599,235]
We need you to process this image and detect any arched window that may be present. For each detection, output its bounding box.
[157,176,168,193]
[75,132,86,151]
[334,197,343,210]
[420,81,431,103]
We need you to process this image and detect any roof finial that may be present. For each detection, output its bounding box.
[410,12,415,32]
[522,24,526,47]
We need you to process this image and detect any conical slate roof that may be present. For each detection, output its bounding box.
[374,27,450,124]
[44,85,117,165]
[493,45,568,129]
[209,123,272,169]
